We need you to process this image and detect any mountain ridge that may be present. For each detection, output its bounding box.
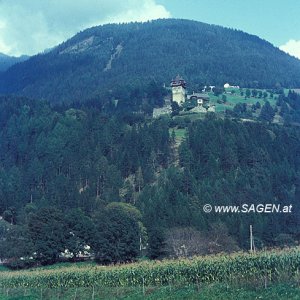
[0,53,29,72]
[1,18,300,104]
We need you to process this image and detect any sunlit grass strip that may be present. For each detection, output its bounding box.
[0,248,299,288]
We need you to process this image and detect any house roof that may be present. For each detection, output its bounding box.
[187,92,210,100]
[171,75,186,87]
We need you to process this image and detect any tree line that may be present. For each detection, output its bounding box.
[0,95,300,268]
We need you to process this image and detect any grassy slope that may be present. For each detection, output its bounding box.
[172,88,280,121]
[208,89,277,112]
[172,88,282,124]
[169,128,186,140]
[0,283,299,299]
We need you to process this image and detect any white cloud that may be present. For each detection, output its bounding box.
[0,20,11,54]
[279,39,300,59]
[0,0,170,56]
[101,1,171,24]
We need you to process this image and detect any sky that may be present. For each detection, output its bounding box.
[0,0,299,59]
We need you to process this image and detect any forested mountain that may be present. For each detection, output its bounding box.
[0,53,29,72]
[1,19,300,104]
[1,18,300,268]
[0,94,300,267]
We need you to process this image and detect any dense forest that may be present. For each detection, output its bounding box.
[0,92,300,268]
[1,19,300,104]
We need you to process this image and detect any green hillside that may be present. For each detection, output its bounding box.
[0,93,300,269]
[1,19,300,104]
[1,18,300,281]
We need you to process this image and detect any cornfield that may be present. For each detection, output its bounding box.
[1,248,299,289]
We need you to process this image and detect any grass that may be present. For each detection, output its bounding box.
[0,266,9,272]
[214,103,231,112]
[173,112,206,124]
[170,128,186,140]
[0,283,299,299]
[207,89,277,113]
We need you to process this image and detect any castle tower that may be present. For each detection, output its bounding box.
[171,75,186,105]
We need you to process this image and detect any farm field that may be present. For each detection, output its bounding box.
[0,248,299,299]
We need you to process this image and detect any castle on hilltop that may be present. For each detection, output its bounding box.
[171,75,186,105]
[171,75,211,108]
[153,75,215,118]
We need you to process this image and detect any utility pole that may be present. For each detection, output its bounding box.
[139,235,142,252]
[250,225,255,253]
